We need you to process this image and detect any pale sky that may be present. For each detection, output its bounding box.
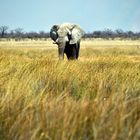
[0,0,140,32]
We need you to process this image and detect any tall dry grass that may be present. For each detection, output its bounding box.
[0,40,140,140]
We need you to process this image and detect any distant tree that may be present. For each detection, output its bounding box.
[0,26,9,37]
[136,32,140,39]
[25,31,39,39]
[9,30,15,38]
[104,29,114,39]
[83,32,93,38]
[14,28,24,40]
[39,31,50,39]
[14,28,23,35]
[126,31,134,38]
[115,29,124,38]
[93,31,102,38]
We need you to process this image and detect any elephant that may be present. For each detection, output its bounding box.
[50,23,84,60]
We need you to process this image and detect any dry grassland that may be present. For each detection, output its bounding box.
[0,39,140,140]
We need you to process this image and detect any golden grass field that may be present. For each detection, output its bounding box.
[0,39,140,140]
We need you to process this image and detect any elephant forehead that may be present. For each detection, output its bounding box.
[57,29,67,37]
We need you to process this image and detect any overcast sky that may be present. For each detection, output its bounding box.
[0,0,140,32]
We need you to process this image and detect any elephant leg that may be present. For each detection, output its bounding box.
[64,43,76,60]
[64,44,72,59]
[64,42,70,59]
[72,44,77,59]
[76,42,80,59]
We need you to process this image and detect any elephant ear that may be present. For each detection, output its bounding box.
[69,25,85,44]
[50,25,59,42]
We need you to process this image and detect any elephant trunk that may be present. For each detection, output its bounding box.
[58,46,65,60]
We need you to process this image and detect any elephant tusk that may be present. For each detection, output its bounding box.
[53,42,57,44]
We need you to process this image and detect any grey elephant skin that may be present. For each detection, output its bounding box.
[50,23,84,60]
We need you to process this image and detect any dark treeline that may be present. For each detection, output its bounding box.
[84,29,140,40]
[0,26,50,40]
[0,26,140,40]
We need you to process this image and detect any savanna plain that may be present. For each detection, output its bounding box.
[0,39,140,140]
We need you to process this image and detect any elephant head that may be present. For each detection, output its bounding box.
[50,23,84,60]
